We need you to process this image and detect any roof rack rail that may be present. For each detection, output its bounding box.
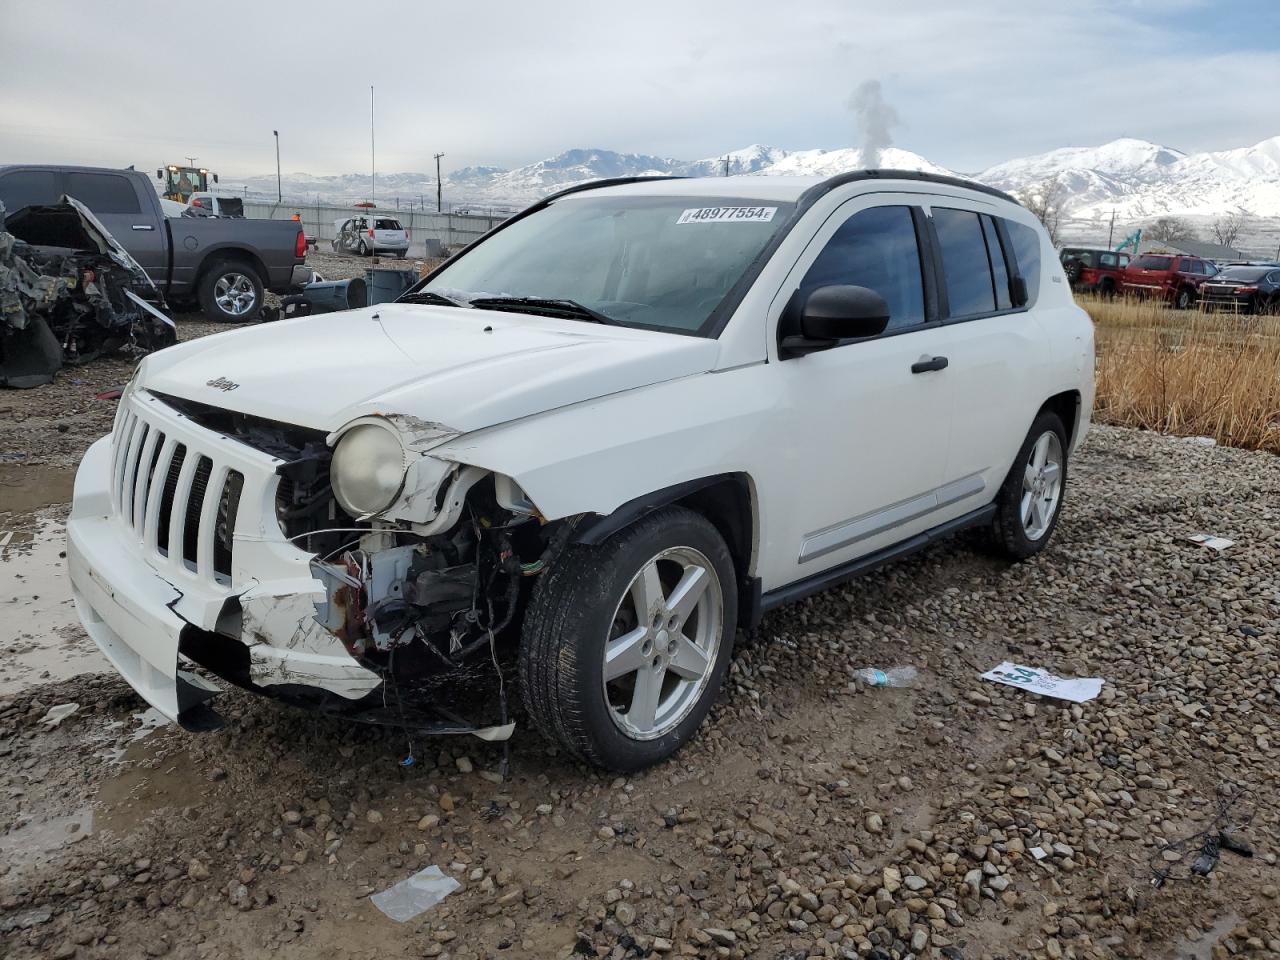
[810,168,1020,205]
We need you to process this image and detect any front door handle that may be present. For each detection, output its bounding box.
[911,355,949,374]
[131,224,155,231]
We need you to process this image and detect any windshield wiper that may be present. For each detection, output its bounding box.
[398,290,470,307]
[467,296,620,325]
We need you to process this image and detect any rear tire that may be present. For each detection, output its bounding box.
[990,411,1068,561]
[197,260,264,323]
[519,506,736,772]
[356,239,369,256]
[1175,287,1195,310]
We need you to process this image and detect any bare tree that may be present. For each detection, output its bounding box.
[1146,216,1196,243]
[1014,176,1065,245]
[1211,211,1245,249]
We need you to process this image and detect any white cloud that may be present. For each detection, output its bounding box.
[0,0,1275,176]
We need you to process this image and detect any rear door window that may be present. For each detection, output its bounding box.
[801,204,926,332]
[933,207,996,318]
[64,172,141,214]
[0,169,62,216]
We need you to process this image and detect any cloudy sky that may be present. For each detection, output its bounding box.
[2,0,1278,178]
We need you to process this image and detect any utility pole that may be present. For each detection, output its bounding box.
[272,132,281,202]
[434,153,445,212]
[370,87,376,210]
[1107,209,1116,248]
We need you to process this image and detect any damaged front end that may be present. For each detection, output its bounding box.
[305,479,569,740]
[158,394,568,740]
[0,197,175,388]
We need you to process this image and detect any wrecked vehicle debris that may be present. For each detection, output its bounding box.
[68,172,1094,771]
[0,197,175,387]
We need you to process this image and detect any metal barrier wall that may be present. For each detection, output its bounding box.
[241,201,506,256]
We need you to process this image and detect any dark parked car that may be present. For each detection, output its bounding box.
[1198,265,1280,314]
[1060,247,1130,296]
[1121,253,1218,309]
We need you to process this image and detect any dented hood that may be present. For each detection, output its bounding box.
[138,302,721,436]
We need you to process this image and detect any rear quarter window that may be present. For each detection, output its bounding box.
[1003,219,1042,309]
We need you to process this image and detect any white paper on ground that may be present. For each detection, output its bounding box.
[1186,533,1234,551]
[980,662,1104,703]
[370,865,460,922]
[40,703,79,727]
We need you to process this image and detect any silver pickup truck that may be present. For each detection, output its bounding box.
[0,164,308,321]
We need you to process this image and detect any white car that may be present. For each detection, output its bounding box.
[68,172,1093,771]
[332,214,409,257]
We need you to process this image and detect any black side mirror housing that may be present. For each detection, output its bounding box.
[779,284,891,359]
[156,169,164,180]
[213,173,219,184]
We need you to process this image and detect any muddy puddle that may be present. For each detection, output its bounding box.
[0,462,76,514]
[0,516,108,694]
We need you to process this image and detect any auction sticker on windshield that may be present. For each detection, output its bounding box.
[677,206,777,224]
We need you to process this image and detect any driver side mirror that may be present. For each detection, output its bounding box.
[156,169,163,180]
[779,284,891,359]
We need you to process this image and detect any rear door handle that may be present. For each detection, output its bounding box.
[911,355,949,374]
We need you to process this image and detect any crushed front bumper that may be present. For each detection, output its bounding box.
[67,414,383,728]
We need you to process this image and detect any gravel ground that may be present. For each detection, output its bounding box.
[0,249,391,470]
[1,307,1278,959]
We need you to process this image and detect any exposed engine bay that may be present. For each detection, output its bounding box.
[0,196,176,388]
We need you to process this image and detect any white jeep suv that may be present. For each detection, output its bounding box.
[68,172,1093,771]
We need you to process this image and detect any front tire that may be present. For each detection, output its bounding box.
[519,507,737,772]
[198,261,264,323]
[991,411,1068,560]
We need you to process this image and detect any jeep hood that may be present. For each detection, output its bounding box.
[137,303,721,438]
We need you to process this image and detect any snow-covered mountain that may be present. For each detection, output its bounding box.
[762,146,952,179]
[225,136,1280,238]
[979,136,1280,221]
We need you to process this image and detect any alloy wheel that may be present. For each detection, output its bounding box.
[213,273,257,317]
[602,546,723,741]
[1021,431,1064,541]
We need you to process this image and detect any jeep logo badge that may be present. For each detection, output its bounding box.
[206,376,240,392]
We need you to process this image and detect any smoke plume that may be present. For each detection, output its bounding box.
[847,80,899,169]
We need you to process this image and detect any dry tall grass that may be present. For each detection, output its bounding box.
[1083,295,1280,454]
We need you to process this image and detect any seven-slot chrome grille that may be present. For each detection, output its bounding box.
[110,398,245,587]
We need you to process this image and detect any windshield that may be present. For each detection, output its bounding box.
[1132,255,1173,270]
[418,195,795,335]
[1214,267,1268,283]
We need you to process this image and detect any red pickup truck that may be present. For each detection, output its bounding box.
[1121,253,1218,309]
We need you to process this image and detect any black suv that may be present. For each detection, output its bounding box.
[1198,264,1280,314]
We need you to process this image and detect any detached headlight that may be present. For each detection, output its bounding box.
[330,422,408,517]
